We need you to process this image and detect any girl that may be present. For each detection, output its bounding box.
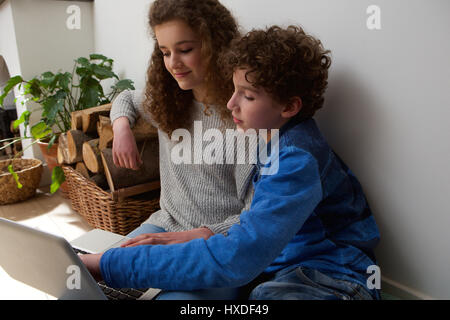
[107,0,254,299]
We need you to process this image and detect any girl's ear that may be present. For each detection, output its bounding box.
[281,96,302,119]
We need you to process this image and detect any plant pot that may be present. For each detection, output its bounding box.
[0,158,43,205]
[37,140,70,197]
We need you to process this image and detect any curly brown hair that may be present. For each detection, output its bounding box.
[222,25,332,122]
[144,0,239,136]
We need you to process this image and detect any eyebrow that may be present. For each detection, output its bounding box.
[159,40,199,49]
[236,84,259,93]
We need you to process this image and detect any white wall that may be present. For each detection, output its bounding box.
[86,0,450,299]
[1,0,95,184]
[94,0,153,90]
[222,0,450,299]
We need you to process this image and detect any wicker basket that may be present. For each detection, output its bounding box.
[0,158,43,205]
[62,165,160,235]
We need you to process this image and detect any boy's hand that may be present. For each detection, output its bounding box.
[79,253,104,282]
[112,117,143,170]
[121,227,214,247]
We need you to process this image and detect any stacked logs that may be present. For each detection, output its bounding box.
[57,103,160,200]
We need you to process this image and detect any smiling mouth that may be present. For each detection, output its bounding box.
[174,71,191,78]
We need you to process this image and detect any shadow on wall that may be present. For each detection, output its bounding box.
[0,55,18,141]
[0,55,15,109]
[314,68,413,286]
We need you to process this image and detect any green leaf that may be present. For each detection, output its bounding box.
[81,86,100,108]
[7,164,23,189]
[90,54,107,61]
[40,71,56,89]
[41,71,55,78]
[50,166,65,193]
[13,110,31,129]
[30,121,52,140]
[79,78,102,108]
[112,79,135,91]
[92,64,117,80]
[25,78,42,97]
[47,133,58,149]
[76,67,91,78]
[76,57,90,68]
[58,72,72,91]
[0,75,23,107]
[42,96,64,124]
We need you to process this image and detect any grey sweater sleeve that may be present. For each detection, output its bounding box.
[202,165,256,235]
[110,89,145,127]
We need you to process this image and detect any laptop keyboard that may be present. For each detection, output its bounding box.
[73,247,149,300]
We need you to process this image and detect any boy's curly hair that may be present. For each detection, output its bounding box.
[222,25,332,122]
[144,0,238,136]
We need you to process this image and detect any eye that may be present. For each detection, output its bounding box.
[244,95,255,101]
[180,48,193,54]
[161,51,170,57]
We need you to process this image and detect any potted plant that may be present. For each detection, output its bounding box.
[0,53,134,193]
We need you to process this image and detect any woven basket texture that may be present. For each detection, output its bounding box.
[62,165,160,235]
[0,158,43,205]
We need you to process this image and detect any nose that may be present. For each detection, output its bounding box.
[227,91,238,111]
[169,53,182,70]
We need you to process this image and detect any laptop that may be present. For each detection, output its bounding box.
[0,217,161,300]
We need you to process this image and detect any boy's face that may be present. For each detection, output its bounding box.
[227,69,289,133]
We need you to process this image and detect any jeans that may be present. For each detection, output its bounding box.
[127,224,376,300]
[249,266,376,300]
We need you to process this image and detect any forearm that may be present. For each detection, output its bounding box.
[100,197,316,291]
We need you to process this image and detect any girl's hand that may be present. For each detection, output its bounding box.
[112,117,143,170]
[120,228,215,247]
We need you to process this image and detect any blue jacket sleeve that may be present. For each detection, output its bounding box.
[100,146,323,290]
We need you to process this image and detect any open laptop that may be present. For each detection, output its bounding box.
[0,217,161,300]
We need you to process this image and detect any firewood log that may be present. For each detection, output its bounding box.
[82,138,103,173]
[97,115,114,150]
[100,139,159,191]
[57,132,70,164]
[75,161,91,179]
[67,130,92,163]
[97,116,158,151]
[71,111,83,130]
[81,104,112,133]
[89,174,108,189]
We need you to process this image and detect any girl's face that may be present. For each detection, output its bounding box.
[154,19,208,102]
[227,68,289,134]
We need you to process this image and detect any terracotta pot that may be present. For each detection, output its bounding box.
[37,140,70,197]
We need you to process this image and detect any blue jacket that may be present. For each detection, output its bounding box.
[100,118,380,296]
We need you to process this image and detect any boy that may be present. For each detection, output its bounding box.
[82,26,381,300]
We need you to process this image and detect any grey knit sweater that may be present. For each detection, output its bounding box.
[110,90,255,235]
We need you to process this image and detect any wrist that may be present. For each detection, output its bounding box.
[112,116,131,132]
[199,226,214,239]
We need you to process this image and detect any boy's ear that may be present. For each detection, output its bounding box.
[281,97,302,119]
